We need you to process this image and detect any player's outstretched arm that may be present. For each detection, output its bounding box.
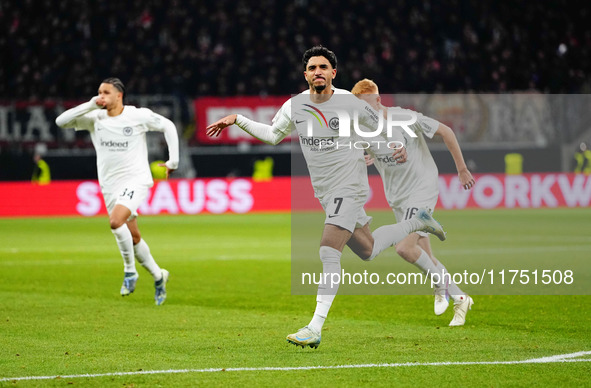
[206,114,291,146]
[435,124,475,190]
[55,96,104,128]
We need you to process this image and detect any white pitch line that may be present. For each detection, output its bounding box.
[1,351,590,382]
[521,350,591,363]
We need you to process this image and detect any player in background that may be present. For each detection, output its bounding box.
[352,78,475,326]
[55,78,179,305]
[206,46,447,348]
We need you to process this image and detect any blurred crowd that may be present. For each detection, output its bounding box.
[1,0,590,99]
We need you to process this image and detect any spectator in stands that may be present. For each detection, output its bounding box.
[1,1,590,99]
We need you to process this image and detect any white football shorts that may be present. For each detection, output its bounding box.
[320,192,372,233]
[102,184,150,221]
[393,196,438,237]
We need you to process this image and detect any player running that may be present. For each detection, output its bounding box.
[352,78,475,326]
[55,77,179,305]
[206,46,447,348]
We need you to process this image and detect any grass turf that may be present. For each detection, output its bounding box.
[0,209,590,387]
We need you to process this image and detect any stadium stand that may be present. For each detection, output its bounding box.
[1,0,589,99]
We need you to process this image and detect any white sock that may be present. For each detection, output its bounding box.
[111,224,136,273]
[413,248,442,286]
[368,219,419,260]
[434,261,466,303]
[308,246,341,333]
[134,239,163,282]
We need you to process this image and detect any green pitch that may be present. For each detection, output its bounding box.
[0,209,589,387]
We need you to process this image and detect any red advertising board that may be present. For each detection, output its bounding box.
[194,96,293,144]
[0,174,589,217]
[287,173,591,210]
[436,173,591,209]
[0,178,291,217]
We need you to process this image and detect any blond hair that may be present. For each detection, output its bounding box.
[351,78,379,95]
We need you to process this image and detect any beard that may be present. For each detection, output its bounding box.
[313,84,326,92]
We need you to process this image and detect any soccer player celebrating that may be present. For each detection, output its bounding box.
[352,78,475,326]
[206,46,447,348]
[55,78,179,305]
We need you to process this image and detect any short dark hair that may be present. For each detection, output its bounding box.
[101,77,126,98]
[302,46,337,70]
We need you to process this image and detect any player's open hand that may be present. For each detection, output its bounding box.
[157,163,176,180]
[391,146,407,164]
[364,154,374,166]
[206,114,237,137]
[459,168,475,190]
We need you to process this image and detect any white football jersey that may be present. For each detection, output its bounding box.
[274,88,383,200]
[368,106,440,209]
[68,106,172,190]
